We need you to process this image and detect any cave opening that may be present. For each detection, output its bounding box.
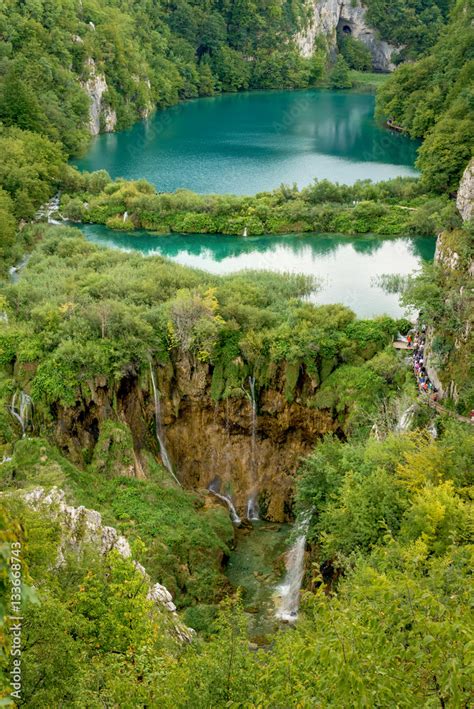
[342,24,352,34]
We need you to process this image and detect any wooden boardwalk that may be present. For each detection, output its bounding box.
[421,395,474,425]
[393,340,413,350]
[393,338,473,425]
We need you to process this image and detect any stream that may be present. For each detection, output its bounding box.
[226,520,292,643]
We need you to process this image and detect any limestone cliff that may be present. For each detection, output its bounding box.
[51,358,339,523]
[424,159,473,405]
[82,58,117,136]
[21,486,193,642]
[297,0,399,71]
[456,158,474,222]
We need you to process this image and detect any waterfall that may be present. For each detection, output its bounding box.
[123,211,128,222]
[396,403,416,433]
[9,255,31,284]
[43,193,62,224]
[149,363,181,486]
[246,375,259,520]
[208,484,241,526]
[275,512,311,622]
[9,391,33,437]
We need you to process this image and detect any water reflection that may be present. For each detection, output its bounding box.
[78,224,436,318]
[74,90,419,194]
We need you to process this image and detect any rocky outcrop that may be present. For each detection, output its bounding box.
[22,487,193,641]
[82,58,117,136]
[297,0,342,55]
[297,0,400,71]
[159,360,336,521]
[52,358,339,523]
[456,158,474,222]
[424,163,473,403]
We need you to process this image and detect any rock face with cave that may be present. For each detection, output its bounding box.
[297,0,400,72]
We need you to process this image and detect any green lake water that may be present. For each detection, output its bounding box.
[74,90,419,194]
[78,224,436,318]
[226,522,291,642]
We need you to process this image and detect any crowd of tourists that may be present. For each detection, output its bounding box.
[406,327,438,399]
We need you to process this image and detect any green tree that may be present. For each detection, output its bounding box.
[329,55,353,89]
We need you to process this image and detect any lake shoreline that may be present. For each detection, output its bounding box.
[59,174,449,240]
[74,222,436,318]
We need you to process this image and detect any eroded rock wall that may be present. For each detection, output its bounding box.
[53,358,338,522]
[456,158,474,222]
[297,0,399,71]
[82,58,117,136]
[158,359,336,521]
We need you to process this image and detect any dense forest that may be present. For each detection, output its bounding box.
[1,0,473,706]
[365,0,454,58]
[59,172,457,237]
[2,225,472,706]
[376,0,474,192]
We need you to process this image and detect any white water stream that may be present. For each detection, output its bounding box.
[246,376,259,520]
[149,363,181,486]
[208,483,242,526]
[275,511,311,622]
[8,391,33,437]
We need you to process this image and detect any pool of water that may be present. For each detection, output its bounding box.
[226,521,291,643]
[74,90,419,194]
[78,224,436,318]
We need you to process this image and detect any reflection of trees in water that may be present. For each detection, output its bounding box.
[81,225,436,274]
[407,235,437,262]
[303,95,418,167]
[351,236,384,255]
[76,90,419,187]
[84,227,351,262]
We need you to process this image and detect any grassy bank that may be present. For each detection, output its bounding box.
[350,70,390,92]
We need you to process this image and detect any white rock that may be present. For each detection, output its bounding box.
[82,58,117,136]
[17,486,194,641]
[296,0,400,71]
[456,158,474,222]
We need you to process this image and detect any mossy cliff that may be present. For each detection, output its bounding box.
[1,231,407,523]
[48,339,406,522]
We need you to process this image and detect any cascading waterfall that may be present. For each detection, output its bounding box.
[9,254,31,284]
[246,375,259,521]
[149,362,181,486]
[275,511,311,622]
[396,403,416,433]
[207,404,242,524]
[208,481,241,526]
[8,391,33,437]
[123,211,128,222]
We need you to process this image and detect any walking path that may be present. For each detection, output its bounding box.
[396,330,473,425]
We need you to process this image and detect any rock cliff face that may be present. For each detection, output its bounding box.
[456,158,474,222]
[158,358,337,521]
[82,58,117,136]
[297,0,399,71]
[52,358,339,523]
[22,486,193,642]
[425,159,473,402]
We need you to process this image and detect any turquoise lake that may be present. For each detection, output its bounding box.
[78,224,436,318]
[74,90,419,194]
